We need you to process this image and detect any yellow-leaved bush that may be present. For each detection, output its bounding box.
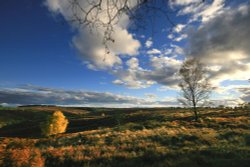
[41,111,68,136]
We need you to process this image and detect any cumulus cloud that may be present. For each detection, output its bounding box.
[177,0,226,23]
[145,56,182,85]
[45,0,249,94]
[112,56,182,89]
[45,0,185,90]
[44,0,188,90]
[112,58,155,89]
[0,85,178,107]
[45,0,140,70]
[187,4,250,85]
[126,57,139,69]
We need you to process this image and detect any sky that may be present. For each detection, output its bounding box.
[0,0,250,107]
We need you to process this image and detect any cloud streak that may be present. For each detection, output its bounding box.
[0,85,178,107]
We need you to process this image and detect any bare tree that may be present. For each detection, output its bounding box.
[178,58,212,121]
[67,0,204,51]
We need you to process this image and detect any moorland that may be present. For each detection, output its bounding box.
[0,106,250,167]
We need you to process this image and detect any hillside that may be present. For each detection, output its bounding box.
[0,106,250,167]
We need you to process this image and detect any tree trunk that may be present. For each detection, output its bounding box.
[193,106,198,121]
[192,95,198,121]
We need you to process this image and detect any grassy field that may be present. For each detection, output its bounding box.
[0,106,250,167]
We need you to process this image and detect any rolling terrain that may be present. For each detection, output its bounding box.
[0,106,250,167]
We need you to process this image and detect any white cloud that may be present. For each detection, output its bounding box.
[147,48,162,55]
[112,59,154,89]
[170,44,184,55]
[46,0,141,70]
[177,0,226,23]
[173,24,186,33]
[164,49,173,55]
[187,4,250,85]
[45,0,249,96]
[150,56,182,70]
[126,57,139,69]
[173,34,188,42]
[113,56,182,89]
[167,34,174,39]
[145,38,153,48]
[169,0,201,7]
[112,79,124,85]
[199,0,225,22]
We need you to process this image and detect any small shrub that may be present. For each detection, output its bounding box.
[144,120,162,129]
[105,136,113,145]
[123,122,144,131]
[113,112,125,126]
[40,111,68,137]
[217,131,241,140]
[6,139,35,149]
[244,134,250,146]
[3,148,44,167]
[149,135,172,146]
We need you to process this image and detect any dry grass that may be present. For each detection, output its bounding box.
[0,107,250,166]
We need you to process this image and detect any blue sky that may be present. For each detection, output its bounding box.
[0,0,250,107]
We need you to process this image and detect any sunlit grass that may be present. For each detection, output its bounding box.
[0,107,250,166]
